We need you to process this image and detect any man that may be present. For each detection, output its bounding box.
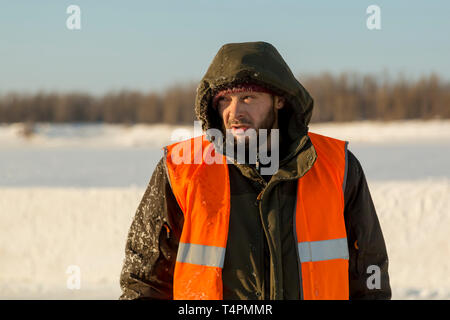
[120,41,391,300]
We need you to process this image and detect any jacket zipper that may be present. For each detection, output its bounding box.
[255,180,283,300]
[249,136,312,299]
[255,176,307,300]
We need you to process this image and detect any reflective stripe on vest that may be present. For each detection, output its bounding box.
[295,132,349,300]
[298,238,349,263]
[177,242,226,268]
[165,132,349,300]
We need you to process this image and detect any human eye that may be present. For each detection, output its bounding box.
[242,95,255,102]
[216,96,230,110]
[217,96,229,104]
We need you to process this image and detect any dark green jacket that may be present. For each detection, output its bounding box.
[119,42,391,300]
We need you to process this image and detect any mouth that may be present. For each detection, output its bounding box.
[230,124,251,135]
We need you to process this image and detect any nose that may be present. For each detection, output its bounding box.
[228,98,244,120]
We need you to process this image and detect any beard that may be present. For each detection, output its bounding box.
[220,106,278,164]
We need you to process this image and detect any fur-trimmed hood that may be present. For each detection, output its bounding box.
[195,41,314,161]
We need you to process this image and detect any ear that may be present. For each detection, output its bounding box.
[274,96,285,110]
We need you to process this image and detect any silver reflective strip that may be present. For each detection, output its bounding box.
[176,242,226,268]
[298,238,349,262]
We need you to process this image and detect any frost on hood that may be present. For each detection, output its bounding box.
[194,41,314,162]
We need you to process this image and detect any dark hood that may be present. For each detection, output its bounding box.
[195,41,314,163]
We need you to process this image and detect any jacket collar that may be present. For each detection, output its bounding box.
[229,133,317,186]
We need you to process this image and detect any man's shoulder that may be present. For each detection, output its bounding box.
[346,149,363,177]
[343,149,367,199]
[146,156,171,190]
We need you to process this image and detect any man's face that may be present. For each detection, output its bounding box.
[216,91,284,140]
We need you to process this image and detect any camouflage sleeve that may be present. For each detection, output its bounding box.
[344,150,392,300]
[119,157,183,300]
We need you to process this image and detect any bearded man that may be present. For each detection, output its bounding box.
[120,41,391,300]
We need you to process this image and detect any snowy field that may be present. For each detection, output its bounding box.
[1,119,450,148]
[0,120,449,300]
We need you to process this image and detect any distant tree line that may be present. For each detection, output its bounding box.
[0,73,448,124]
[305,72,450,122]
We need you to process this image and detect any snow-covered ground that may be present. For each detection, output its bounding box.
[1,119,450,148]
[0,120,449,299]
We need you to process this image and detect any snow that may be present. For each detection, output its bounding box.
[0,120,449,299]
[0,123,185,148]
[0,188,141,299]
[310,119,450,144]
[372,179,450,299]
[1,180,448,300]
[1,119,450,148]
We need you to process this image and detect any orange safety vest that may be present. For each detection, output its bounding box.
[164,132,349,300]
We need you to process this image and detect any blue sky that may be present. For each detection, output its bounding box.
[0,0,449,95]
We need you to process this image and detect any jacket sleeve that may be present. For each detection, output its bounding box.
[119,157,184,300]
[344,150,392,300]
